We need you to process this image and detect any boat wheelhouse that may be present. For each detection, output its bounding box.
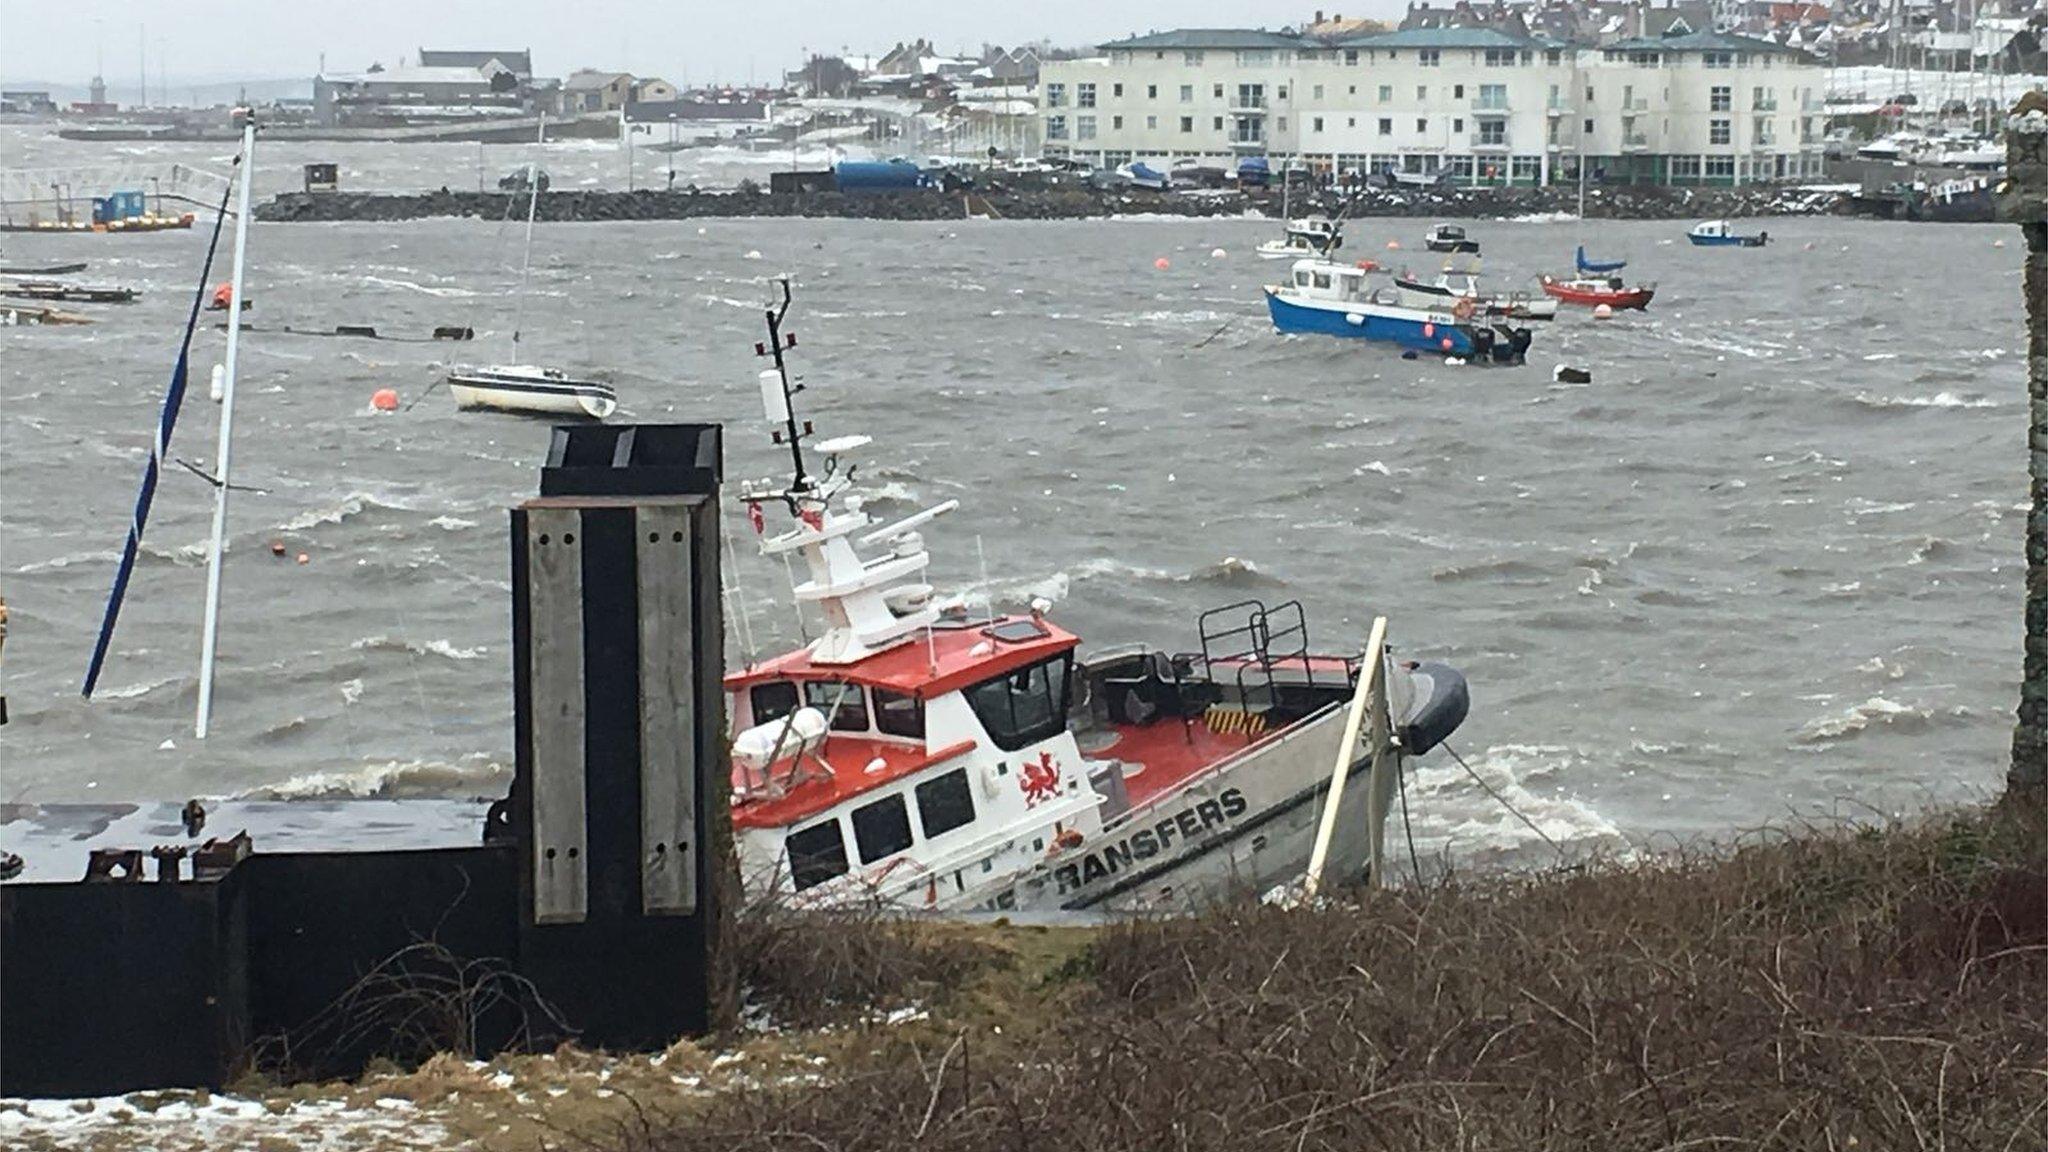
[724,279,1472,912]
[1266,258,1532,363]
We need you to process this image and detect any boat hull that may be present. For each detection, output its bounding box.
[1425,240,1480,254]
[448,368,617,419]
[1265,288,1478,356]
[1539,277,1654,310]
[1686,234,1766,247]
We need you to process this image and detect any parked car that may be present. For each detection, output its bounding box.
[499,167,550,194]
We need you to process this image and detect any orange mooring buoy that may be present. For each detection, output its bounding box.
[371,388,400,412]
[209,282,234,310]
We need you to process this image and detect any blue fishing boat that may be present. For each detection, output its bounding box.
[1265,259,1531,362]
[1687,219,1769,247]
[1575,245,1626,273]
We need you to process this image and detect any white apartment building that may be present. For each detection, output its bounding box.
[1039,26,1825,186]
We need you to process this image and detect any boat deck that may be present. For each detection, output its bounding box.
[1085,719,1269,809]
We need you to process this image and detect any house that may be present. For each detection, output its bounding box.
[418,48,533,82]
[313,57,526,126]
[632,77,679,103]
[560,70,635,114]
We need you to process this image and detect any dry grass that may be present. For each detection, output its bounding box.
[634,803,2048,1151]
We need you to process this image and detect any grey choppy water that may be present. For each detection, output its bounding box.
[0,205,2026,867]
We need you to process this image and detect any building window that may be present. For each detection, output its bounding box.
[1479,83,1507,109]
[1416,117,1427,132]
[1045,83,1066,108]
[1416,85,1427,100]
[964,654,1072,752]
[1213,116,1223,130]
[874,689,925,738]
[1180,115,1193,133]
[1277,115,1287,131]
[1313,84,1324,100]
[1077,115,1097,141]
[851,794,913,864]
[1705,156,1734,178]
[1146,84,1157,99]
[1546,49,1562,65]
[1046,115,1068,140]
[1078,83,1096,108]
[1378,117,1392,136]
[1184,50,1204,65]
[1344,49,1359,65]
[1313,116,1324,133]
[1419,49,1440,67]
[1479,120,1505,145]
[786,819,848,891]
[1212,82,1224,99]
[1672,155,1701,181]
[1710,118,1730,145]
[915,769,976,840]
[1585,85,1594,102]
[1236,49,1274,66]
[1583,118,1594,133]
[1454,84,1465,99]
[805,681,868,731]
[1378,84,1392,103]
[1277,85,1289,101]
[1483,48,1513,67]
[1180,84,1193,102]
[1453,117,1464,133]
[1347,116,1356,127]
[1704,52,1731,69]
[1112,83,1123,97]
[1111,115,1123,130]
[1710,86,1730,112]
[1752,86,1774,110]
[1236,83,1265,108]
[1145,115,1157,130]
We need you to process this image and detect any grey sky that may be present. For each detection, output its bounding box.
[1,1,1406,92]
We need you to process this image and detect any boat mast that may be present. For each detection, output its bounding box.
[757,276,810,493]
[194,109,258,739]
[511,112,545,350]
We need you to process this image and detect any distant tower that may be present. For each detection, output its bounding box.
[89,74,107,106]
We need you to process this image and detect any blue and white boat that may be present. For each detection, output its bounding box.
[1687,219,1769,247]
[1265,258,1531,362]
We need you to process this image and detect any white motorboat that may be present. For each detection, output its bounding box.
[446,364,617,419]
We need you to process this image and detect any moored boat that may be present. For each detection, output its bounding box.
[1539,273,1656,310]
[1268,258,1532,362]
[727,278,1472,912]
[447,364,617,418]
[1424,223,1479,254]
[1687,219,1768,247]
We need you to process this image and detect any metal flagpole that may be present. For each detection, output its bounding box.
[195,109,258,738]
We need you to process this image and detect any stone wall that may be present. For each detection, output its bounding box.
[1998,94,2048,796]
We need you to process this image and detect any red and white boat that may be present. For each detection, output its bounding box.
[1539,273,1656,311]
[724,280,1472,913]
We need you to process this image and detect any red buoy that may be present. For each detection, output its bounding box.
[209,282,234,311]
[1440,337,1454,351]
[371,388,400,411]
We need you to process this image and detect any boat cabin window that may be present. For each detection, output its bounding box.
[786,819,850,891]
[1312,271,1332,289]
[1340,272,1363,295]
[874,688,926,738]
[915,768,977,839]
[751,681,799,725]
[851,793,914,863]
[965,653,1072,752]
[804,681,870,731]
[1294,269,1310,288]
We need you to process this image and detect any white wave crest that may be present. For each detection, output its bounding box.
[237,756,508,800]
[1853,391,1995,411]
[350,635,490,661]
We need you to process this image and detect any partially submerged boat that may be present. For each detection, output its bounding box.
[446,364,617,418]
[1687,219,1768,247]
[1267,258,1533,362]
[1539,273,1656,311]
[1424,223,1479,254]
[727,279,1471,911]
[1391,272,1557,321]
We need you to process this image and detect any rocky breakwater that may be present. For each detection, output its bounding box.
[256,179,1845,225]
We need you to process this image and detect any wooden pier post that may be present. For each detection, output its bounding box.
[1999,92,2048,797]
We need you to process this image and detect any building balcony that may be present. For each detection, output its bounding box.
[1754,100,1780,112]
[1229,100,1268,113]
[1546,99,1568,116]
[1471,100,1511,115]
[1470,138,1512,151]
[1623,98,1649,112]
[1622,133,1651,151]
[1229,136,1268,150]
[1754,135,1779,147]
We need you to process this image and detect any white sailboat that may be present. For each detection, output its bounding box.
[447,116,617,420]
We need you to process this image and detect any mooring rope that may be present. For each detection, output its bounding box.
[1443,741,1567,862]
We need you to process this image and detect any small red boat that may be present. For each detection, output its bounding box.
[1539,274,1655,311]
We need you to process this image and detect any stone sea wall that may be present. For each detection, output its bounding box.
[256,180,1842,225]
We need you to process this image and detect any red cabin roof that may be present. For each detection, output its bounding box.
[725,614,1080,701]
[733,738,977,830]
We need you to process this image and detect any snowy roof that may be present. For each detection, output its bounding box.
[324,64,501,86]
[1606,30,1808,56]
[1099,29,1310,51]
[1342,27,1537,49]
